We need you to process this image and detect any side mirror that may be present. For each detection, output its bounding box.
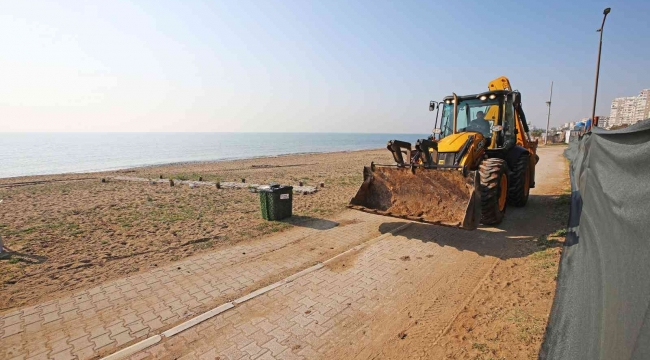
[433,128,442,134]
[429,101,437,111]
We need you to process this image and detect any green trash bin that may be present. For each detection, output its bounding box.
[259,184,293,221]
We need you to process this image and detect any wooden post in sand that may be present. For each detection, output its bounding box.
[169,179,175,187]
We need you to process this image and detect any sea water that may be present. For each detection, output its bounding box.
[0,132,428,178]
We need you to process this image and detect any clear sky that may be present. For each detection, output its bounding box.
[1,0,648,133]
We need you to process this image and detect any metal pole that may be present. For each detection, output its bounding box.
[591,8,611,122]
[545,81,553,145]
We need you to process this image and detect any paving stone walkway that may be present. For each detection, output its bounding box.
[1,211,399,360]
[128,221,506,360]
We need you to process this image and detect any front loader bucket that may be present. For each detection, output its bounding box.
[348,165,481,230]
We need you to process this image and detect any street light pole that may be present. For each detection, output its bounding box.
[591,7,611,123]
[545,81,553,145]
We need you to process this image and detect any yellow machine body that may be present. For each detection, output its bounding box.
[349,76,538,229]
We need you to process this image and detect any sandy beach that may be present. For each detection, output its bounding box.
[0,148,392,312]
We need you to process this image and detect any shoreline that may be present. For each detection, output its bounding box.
[0,147,386,182]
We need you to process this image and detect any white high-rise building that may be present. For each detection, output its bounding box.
[609,89,650,127]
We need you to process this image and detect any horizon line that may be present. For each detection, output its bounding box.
[0,131,432,135]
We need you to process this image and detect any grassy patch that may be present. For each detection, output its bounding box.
[255,221,291,235]
[551,228,567,237]
[336,174,363,187]
[538,260,557,270]
[530,247,554,260]
[148,205,198,224]
[507,308,546,345]
[309,207,330,216]
[531,234,561,275]
[555,193,571,206]
[472,342,488,352]
[535,235,561,250]
[2,222,82,237]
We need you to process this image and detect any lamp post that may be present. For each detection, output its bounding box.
[591,7,611,123]
[545,81,553,145]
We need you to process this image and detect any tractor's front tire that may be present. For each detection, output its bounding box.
[508,152,531,207]
[479,158,508,225]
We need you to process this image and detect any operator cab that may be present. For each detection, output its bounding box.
[437,90,515,150]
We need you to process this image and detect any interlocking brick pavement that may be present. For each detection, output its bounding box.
[129,222,507,359]
[1,211,398,360]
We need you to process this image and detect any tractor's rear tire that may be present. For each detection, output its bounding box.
[479,158,508,225]
[508,152,530,207]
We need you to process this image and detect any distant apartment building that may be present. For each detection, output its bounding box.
[609,89,650,127]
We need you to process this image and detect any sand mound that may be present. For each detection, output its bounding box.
[350,166,473,224]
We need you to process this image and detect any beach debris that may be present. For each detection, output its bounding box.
[111,176,318,194]
[189,183,196,189]
[320,182,325,188]
[198,176,203,182]
[221,182,257,190]
[299,181,304,186]
[294,186,317,194]
[149,180,156,185]
[101,178,106,183]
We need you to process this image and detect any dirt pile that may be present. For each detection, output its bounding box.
[350,166,473,225]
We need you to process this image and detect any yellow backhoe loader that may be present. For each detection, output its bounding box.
[348,76,538,229]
